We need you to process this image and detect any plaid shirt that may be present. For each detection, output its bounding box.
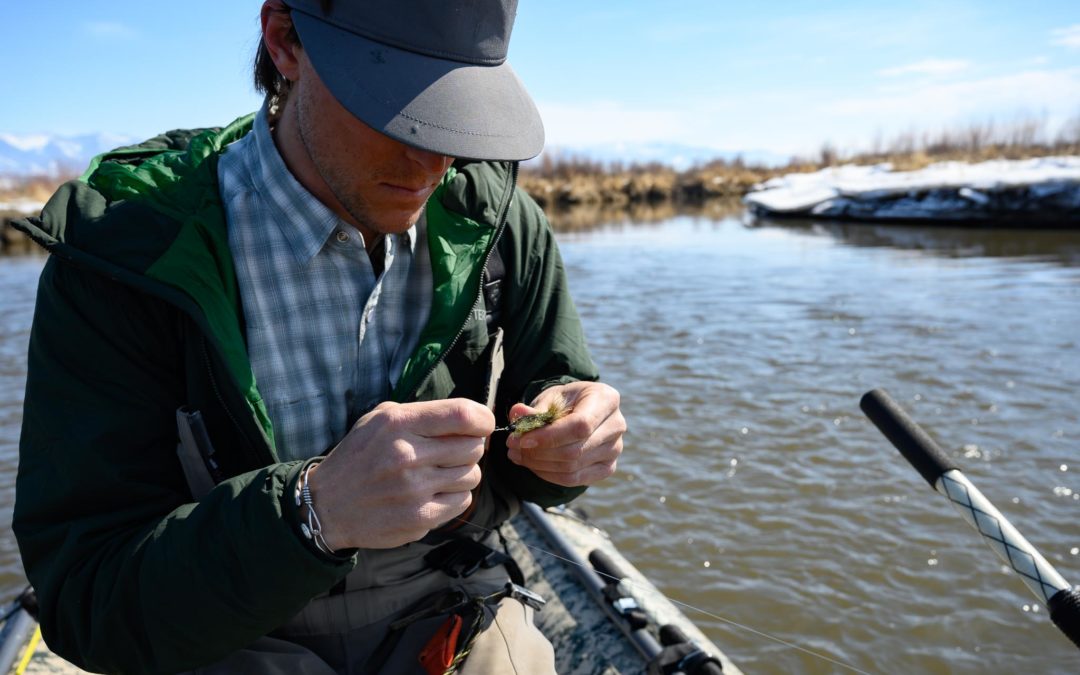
[218,107,432,461]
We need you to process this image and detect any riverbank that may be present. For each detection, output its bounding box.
[3,143,1079,253]
[518,138,1080,209]
[3,208,1080,672]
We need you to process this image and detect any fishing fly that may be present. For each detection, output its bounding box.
[495,393,572,435]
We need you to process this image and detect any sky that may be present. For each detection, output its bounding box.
[2,1,1080,160]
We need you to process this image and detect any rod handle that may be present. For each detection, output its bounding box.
[589,547,629,583]
[1049,587,1080,650]
[860,388,958,488]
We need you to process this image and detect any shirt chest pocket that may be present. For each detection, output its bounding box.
[268,389,339,460]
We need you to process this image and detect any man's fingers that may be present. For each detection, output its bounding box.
[511,437,620,471]
[512,411,624,459]
[433,462,483,493]
[508,385,623,451]
[424,490,474,526]
[431,436,486,468]
[528,460,618,488]
[519,414,593,449]
[367,399,496,438]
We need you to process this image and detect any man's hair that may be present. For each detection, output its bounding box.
[253,1,333,107]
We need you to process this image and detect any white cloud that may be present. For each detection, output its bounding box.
[1051,24,1080,49]
[809,67,1080,155]
[83,21,138,40]
[878,59,971,78]
[534,66,1080,159]
[825,68,1080,120]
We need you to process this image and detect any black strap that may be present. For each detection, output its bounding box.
[423,537,526,587]
[482,244,505,334]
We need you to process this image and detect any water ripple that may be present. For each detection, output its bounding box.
[561,216,1080,673]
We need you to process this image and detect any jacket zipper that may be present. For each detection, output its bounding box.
[406,161,519,401]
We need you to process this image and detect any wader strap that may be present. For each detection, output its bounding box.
[176,407,222,500]
[482,327,505,413]
[482,245,505,334]
[422,536,526,587]
[482,243,506,413]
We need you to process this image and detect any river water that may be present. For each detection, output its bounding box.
[2,212,1079,673]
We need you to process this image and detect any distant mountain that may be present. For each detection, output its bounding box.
[0,132,136,176]
[529,142,790,171]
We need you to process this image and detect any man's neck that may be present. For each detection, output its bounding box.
[269,99,375,242]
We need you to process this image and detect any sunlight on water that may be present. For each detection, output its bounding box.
[556,214,1080,674]
[2,215,1079,673]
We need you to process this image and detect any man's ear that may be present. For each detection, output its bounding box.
[261,1,302,82]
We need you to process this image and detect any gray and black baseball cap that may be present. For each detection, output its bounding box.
[284,0,544,161]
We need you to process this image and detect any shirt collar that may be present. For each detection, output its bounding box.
[246,105,339,265]
[248,105,420,265]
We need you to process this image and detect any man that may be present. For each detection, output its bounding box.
[12,1,624,673]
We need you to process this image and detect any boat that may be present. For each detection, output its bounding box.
[1,504,740,674]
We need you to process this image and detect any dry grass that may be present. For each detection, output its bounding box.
[0,174,74,253]
[522,113,1080,207]
[802,115,1080,170]
[3,114,1079,223]
[0,173,71,206]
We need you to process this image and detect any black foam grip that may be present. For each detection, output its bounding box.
[589,548,629,583]
[1048,587,1080,651]
[860,388,959,488]
[659,623,690,647]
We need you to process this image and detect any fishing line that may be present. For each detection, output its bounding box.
[450,515,876,675]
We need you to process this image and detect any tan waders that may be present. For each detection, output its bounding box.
[185,533,556,675]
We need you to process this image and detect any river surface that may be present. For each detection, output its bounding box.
[2,213,1079,673]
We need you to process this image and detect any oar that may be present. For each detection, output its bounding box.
[860,388,1080,650]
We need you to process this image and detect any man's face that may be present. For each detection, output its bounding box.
[290,51,454,238]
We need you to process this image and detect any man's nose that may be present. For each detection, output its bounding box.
[405,145,454,174]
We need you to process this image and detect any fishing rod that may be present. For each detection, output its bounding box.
[860,388,1080,650]
[521,502,724,674]
[589,546,724,675]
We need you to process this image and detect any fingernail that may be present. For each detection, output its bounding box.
[521,438,537,449]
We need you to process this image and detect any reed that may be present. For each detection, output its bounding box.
[521,113,1080,208]
[3,113,1078,223]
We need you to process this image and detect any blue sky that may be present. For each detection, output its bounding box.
[2,1,1079,158]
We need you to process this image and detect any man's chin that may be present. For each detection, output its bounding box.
[349,205,427,237]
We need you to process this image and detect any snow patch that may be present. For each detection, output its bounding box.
[0,198,46,215]
[0,133,52,152]
[744,156,1080,222]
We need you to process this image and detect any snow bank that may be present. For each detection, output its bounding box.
[744,156,1080,224]
[0,198,46,215]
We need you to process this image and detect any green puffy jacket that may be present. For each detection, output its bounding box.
[12,114,598,673]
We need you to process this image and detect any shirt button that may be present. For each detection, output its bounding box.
[335,230,349,243]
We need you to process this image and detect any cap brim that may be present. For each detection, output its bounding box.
[292,11,545,162]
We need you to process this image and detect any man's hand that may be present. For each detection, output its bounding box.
[505,381,625,487]
[305,399,494,550]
